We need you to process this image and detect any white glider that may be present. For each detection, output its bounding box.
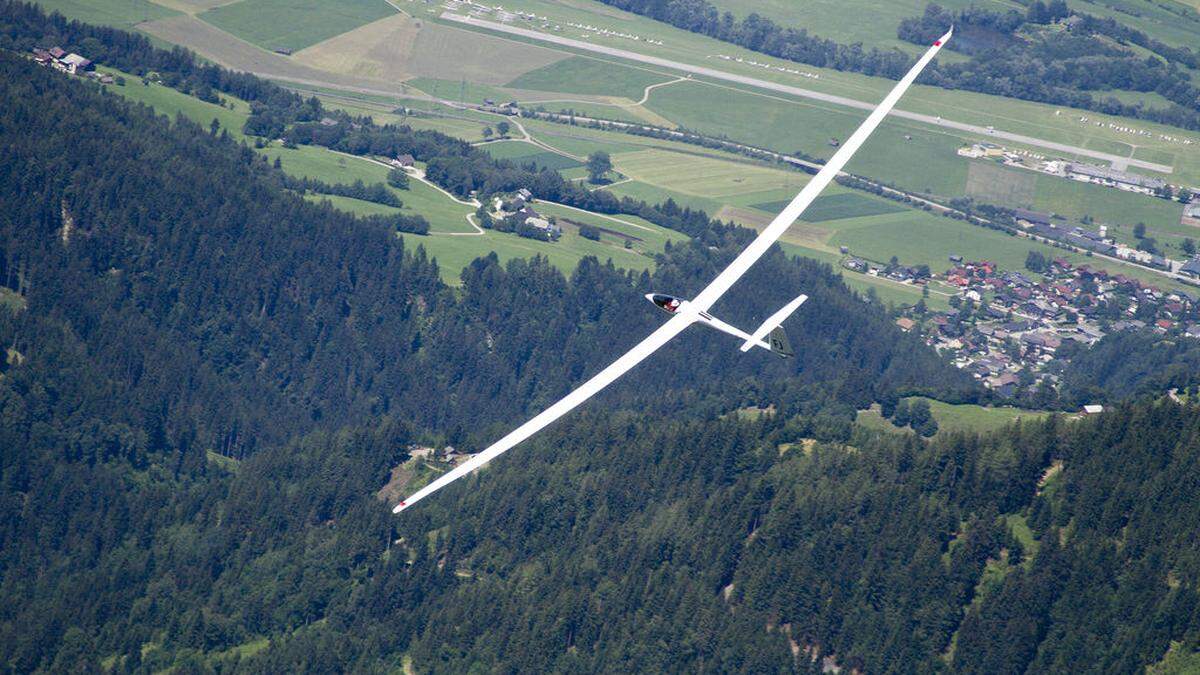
[395,28,952,513]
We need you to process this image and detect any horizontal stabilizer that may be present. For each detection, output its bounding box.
[740,294,807,353]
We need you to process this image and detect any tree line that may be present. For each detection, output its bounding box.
[898,3,1200,130]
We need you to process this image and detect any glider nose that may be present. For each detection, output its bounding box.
[647,293,685,313]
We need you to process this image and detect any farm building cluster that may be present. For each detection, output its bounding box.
[30,46,113,83]
[486,188,562,241]
[902,256,1200,396]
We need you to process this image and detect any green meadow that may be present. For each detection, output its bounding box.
[481,141,584,170]
[98,69,249,140]
[507,55,672,100]
[33,0,177,28]
[857,397,1052,436]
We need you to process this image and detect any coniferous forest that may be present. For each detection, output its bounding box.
[4,12,1200,674]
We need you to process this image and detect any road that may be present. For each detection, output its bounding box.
[337,152,486,235]
[441,13,1174,175]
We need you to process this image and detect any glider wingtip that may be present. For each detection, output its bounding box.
[392,501,407,514]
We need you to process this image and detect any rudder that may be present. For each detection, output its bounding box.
[768,327,793,358]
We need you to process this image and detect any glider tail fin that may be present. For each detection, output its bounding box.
[739,293,807,355]
[767,326,793,358]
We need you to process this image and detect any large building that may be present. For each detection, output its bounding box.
[1065,163,1166,195]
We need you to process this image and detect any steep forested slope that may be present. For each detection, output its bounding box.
[1054,330,1200,408]
[0,50,975,452]
[1,50,1200,673]
[0,51,991,671]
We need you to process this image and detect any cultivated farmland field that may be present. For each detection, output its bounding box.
[531,201,687,255]
[199,0,394,52]
[258,146,477,233]
[410,226,662,284]
[294,14,568,86]
[137,15,409,94]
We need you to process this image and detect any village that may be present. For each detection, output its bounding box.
[888,253,1200,397]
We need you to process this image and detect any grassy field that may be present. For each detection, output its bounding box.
[33,0,177,28]
[642,80,971,197]
[481,141,584,170]
[610,147,807,201]
[531,200,687,255]
[98,68,250,139]
[966,161,1037,208]
[257,146,478,233]
[411,227,658,284]
[605,179,725,215]
[199,0,394,52]
[507,55,672,100]
[753,193,905,222]
[857,398,1051,436]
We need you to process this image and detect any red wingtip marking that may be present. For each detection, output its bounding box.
[933,40,942,46]
[399,501,406,507]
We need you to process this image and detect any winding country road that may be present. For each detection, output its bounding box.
[441,13,1175,175]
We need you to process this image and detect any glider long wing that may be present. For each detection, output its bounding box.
[690,28,951,312]
[394,314,696,511]
[394,29,951,514]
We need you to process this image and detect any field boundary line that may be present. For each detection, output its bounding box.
[330,150,485,234]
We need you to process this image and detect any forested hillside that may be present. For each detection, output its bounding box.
[4,13,1200,671]
[0,49,996,671]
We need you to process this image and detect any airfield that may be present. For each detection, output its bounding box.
[42,0,1200,305]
